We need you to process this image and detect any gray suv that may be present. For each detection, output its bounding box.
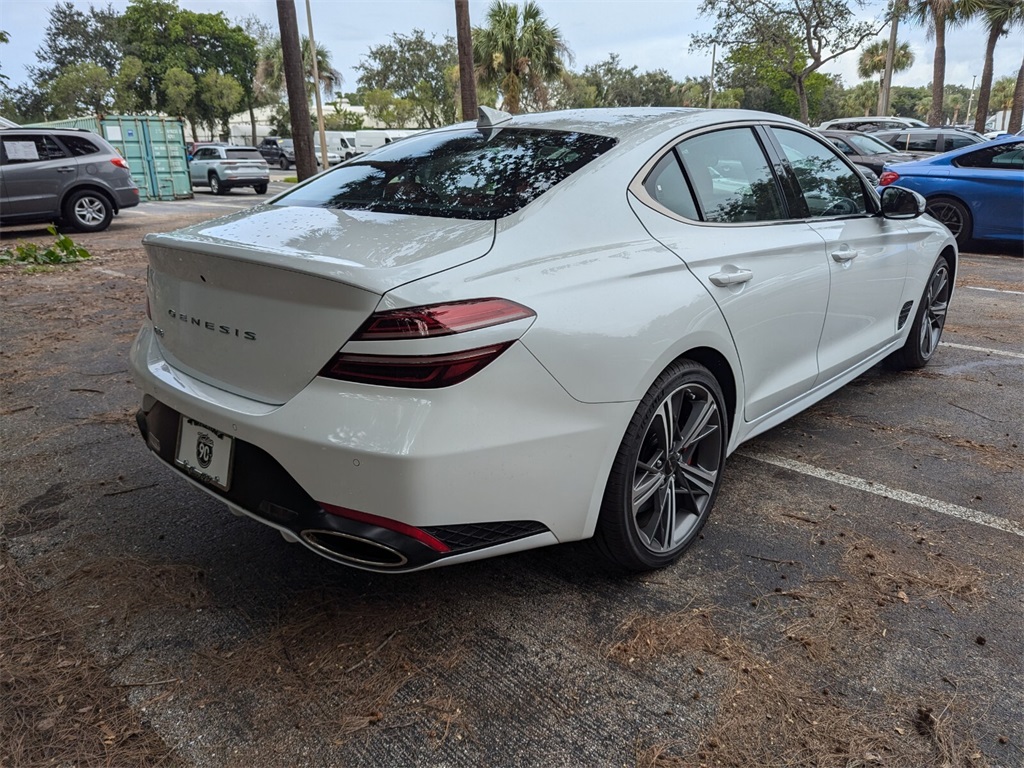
[189,145,270,195]
[0,128,140,232]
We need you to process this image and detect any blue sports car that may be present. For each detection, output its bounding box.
[879,134,1023,248]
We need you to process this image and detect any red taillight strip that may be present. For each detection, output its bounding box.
[319,502,450,553]
[110,157,130,170]
[319,342,513,388]
[354,298,534,340]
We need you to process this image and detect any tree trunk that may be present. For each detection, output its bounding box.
[795,75,809,125]
[973,24,1002,133]
[249,104,258,146]
[455,0,478,121]
[276,0,316,180]
[1009,53,1024,133]
[927,10,946,127]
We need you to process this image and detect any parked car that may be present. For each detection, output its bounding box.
[313,144,342,166]
[189,145,270,195]
[258,136,294,169]
[131,108,955,574]
[0,127,139,232]
[186,140,228,162]
[819,129,927,176]
[818,116,929,132]
[880,134,1024,248]
[872,128,984,154]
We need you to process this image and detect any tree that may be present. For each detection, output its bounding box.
[694,0,884,124]
[48,62,114,116]
[0,30,10,87]
[989,74,1017,128]
[455,0,478,120]
[859,37,914,114]
[275,0,315,180]
[1009,55,1023,131]
[264,35,342,104]
[362,88,417,127]
[909,0,968,125]
[356,30,458,127]
[473,0,572,113]
[964,0,1024,131]
[30,2,123,81]
[844,80,882,115]
[575,54,687,107]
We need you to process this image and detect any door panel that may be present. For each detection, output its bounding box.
[0,134,74,218]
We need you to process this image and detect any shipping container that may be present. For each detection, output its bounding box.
[26,115,192,201]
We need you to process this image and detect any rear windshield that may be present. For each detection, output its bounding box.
[226,148,264,161]
[275,127,618,220]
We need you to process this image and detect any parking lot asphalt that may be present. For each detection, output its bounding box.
[1,199,1022,767]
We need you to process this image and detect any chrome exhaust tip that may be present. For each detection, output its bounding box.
[299,529,409,568]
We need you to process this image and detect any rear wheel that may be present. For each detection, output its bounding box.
[253,183,268,195]
[926,197,971,249]
[62,189,113,232]
[595,360,727,571]
[887,254,951,370]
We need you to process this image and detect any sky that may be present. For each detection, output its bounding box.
[1,0,1022,100]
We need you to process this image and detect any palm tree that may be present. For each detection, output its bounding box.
[263,35,342,104]
[990,74,1016,129]
[963,0,1024,131]
[910,0,966,125]
[473,0,571,114]
[858,38,914,114]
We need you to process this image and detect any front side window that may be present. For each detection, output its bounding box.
[773,128,869,218]
[0,135,68,165]
[277,127,617,220]
[675,127,785,223]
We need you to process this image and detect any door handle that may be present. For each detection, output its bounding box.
[831,247,861,262]
[709,268,753,286]
[55,166,76,173]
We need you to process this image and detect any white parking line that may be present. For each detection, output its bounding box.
[940,342,1024,359]
[739,451,1024,538]
[963,286,1024,296]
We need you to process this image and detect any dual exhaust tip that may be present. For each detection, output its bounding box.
[299,529,409,568]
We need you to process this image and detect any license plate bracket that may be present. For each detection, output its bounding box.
[174,417,234,491]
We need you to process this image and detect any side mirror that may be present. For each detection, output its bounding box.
[879,185,926,219]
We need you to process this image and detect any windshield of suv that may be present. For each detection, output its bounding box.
[275,127,618,220]
[846,134,901,155]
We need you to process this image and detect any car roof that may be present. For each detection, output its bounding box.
[441,107,806,151]
[0,126,98,135]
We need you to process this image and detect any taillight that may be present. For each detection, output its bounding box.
[879,171,900,186]
[111,157,130,170]
[320,298,534,388]
[320,343,513,388]
[353,298,534,340]
[319,502,450,552]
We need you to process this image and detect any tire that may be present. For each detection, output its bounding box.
[279,158,290,171]
[62,189,113,232]
[253,183,268,195]
[209,174,227,195]
[926,197,972,249]
[595,360,728,571]
[887,254,951,371]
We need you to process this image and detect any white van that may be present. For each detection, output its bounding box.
[354,129,420,155]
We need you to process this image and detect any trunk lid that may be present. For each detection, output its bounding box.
[144,205,495,404]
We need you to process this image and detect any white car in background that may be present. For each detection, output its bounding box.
[131,108,955,573]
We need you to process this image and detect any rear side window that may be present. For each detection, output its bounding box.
[58,134,101,156]
[1,135,69,164]
[956,141,1024,170]
[643,152,698,219]
[904,133,939,152]
[226,148,264,161]
[675,127,785,223]
[944,135,978,151]
[277,127,618,220]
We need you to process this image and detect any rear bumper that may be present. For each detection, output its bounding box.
[130,325,632,572]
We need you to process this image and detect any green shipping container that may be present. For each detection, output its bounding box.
[26,115,192,202]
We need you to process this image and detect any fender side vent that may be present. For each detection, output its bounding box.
[897,301,914,330]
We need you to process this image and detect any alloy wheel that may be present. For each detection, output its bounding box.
[631,382,723,554]
[74,195,106,226]
[918,262,949,361]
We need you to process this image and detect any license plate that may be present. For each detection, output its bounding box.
[175,418,233,491]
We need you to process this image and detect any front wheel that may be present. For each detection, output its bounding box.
[62,190,113,232]
[887,254,951,370]
[209,174,227,195]
[595,360,728,571]
[926,197,971,249]
[279,158,290,171]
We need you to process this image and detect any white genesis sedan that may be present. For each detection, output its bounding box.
[131,108,955,573]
